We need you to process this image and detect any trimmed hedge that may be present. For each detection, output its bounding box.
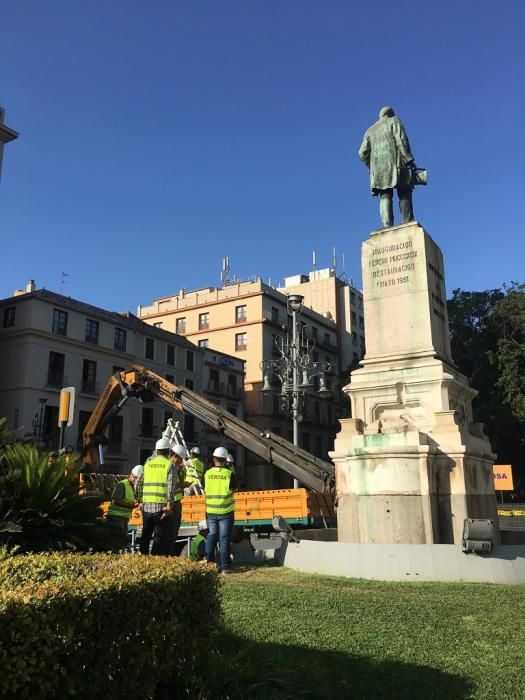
[0,553,221,699]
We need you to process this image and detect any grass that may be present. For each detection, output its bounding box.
[214,566,525,700]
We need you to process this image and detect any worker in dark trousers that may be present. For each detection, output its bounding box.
[168,444,190,555]
[106,464,143,534]
[137,438,176,555]
[204,446,237,574]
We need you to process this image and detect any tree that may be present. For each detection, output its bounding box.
[448,285,525,491]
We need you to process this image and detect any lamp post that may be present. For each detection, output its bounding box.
[260,294,331,488]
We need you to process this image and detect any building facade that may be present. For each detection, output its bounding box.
[138,278,341,488]
[0,285,245,473]
[278,267,365,370]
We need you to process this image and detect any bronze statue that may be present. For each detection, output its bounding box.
[359,107,425,228]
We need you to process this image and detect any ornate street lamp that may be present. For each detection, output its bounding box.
[260,294,331,487]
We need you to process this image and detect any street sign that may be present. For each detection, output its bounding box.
[493,464,514,491]
[58,387,75,427]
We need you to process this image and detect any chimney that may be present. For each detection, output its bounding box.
[26,279,35,293]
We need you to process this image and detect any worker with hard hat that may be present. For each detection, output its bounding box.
[226,453,236,474]
[190,520,209,561]
[204,445,237,574]
[168,443,191,554]
[185,446,205,495]
[106,464,143,534]
[137,438,182,555]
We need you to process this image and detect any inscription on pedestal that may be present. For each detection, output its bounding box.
[368,238,419,291]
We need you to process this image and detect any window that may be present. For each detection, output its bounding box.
[235,305,247,323]
[140,407,155,438]
[153,322,163,328]
[185,378,194,390]
[139,449,151,465]
[312,327,318,339]
[77,410,91,450]
[302,432,311,453]
[165,373,174,384]
[324,333,330,345]
[271,307,279,324]
[52,309,68,336]
[352,331,357,345]
[176,317,186,334]
[185,415,195,441]
[108,416,123,453]
[47,352,65,388]
[235,332,247,351]
[351,311,357,324]
[114,328,127,352]
[199,312,209,330]
[186,350,194,371]
[85,319,99,344]
[164,410,173,427]
[145,337,155,360]
[227,406,237,416]
[351,291,356,305]
[209,368,219,392]
[82,360,97,394]
[228,374,237,396]
[166,344,175,366]
[3,307,15,328]
[198,339,209,348]
[314,434,322,457]
[359,316,365,330]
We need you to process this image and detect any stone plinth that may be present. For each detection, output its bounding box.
[332,222,499,545]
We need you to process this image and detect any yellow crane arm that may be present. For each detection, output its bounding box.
[82,365,335,494]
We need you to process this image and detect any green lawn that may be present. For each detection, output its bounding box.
[215,566,525,700]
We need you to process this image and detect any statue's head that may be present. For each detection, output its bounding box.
[379,106,395,118]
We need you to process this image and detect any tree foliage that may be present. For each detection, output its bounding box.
[0,442,125,553]
[448,283,525,488]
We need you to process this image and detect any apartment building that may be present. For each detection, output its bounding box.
[202,347,246,482]
[278,267,365,370]
[0,284,207,473]
[138,279,340,488]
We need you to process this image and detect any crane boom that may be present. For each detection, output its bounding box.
[82,365,335,494]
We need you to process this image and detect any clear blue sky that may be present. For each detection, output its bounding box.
[1,1,524,312]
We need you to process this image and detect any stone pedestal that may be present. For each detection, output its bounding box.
[332,222,499,544]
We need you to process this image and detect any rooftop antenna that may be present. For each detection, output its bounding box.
[332,246,337,272]
[312,250,317,272]
[342,253,346,274]
[60,272,69,294]
[221,256,231,286]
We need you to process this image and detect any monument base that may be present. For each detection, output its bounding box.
[332,222,499,544]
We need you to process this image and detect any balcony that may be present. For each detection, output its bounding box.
[46,372,68,389]
[207,380,224,395]
[81,381,100,396]
[139,424,158,439]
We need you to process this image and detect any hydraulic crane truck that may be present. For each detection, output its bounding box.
[81,366,336,543]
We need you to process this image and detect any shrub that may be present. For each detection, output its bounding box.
[0,553,221,699]
[0,444,125,552]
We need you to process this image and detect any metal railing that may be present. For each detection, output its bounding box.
[81,381,100,396]
[46,372,68,388]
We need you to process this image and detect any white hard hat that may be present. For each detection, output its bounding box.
[198,520,208,530]
[190,446,200,455]
[227,454,234,463]
[172,444,188,458]
[155,437,172,451]
[212,446,229,460]
[131,464,143,478]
